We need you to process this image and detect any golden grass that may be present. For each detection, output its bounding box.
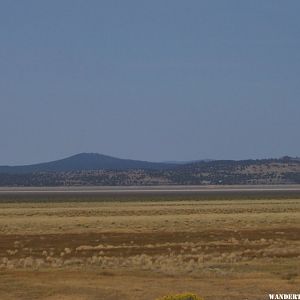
[156,293,203,300]
[0,198,299,299]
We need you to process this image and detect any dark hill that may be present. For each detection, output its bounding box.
[1,155,300,186]
[0,153,176,174]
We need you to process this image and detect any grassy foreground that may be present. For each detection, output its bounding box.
[0,194,299,299]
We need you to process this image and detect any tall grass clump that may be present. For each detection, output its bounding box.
[156,293,204,300]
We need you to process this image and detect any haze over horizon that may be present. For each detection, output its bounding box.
[0,152,298,168]
[1,1,299,165]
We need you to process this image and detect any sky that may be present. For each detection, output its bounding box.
[1,1,300,165]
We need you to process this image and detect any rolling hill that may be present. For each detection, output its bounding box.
[0,153,176,174]
[0,154,299,186]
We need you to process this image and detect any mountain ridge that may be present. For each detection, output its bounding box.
[0,154,300,186]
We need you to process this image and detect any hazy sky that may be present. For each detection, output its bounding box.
[1,1,299,165]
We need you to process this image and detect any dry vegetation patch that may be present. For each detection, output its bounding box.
[0,198,299,299]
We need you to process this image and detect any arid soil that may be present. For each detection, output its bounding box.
[0,198,299,300]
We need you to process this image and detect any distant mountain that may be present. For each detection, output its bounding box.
[0,153,176,174]
[1,155,300,186]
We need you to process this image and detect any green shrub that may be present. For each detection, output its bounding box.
[156,293,204,300]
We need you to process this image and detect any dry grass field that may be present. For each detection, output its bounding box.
[0,191,299,300]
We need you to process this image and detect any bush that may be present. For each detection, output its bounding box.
[156,293,204,300]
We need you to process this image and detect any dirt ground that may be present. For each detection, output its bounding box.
[0,198,299,300]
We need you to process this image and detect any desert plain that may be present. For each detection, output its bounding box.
[0,187,299,300]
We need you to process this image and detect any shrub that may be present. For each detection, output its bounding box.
[156,293,204,300]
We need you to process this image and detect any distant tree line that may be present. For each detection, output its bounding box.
[0,158,299,186]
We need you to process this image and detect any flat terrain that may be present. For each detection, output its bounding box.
[0,188,299,299]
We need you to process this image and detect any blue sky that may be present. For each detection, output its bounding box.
[1,1,299,164]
